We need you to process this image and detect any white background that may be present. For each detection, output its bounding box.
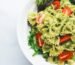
[0,0,32,65]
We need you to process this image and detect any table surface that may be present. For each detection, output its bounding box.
[0,0,32,65]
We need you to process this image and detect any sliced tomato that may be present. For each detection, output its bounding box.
[62,6,72,16]
[53,0,60,9]
[58,51,73,61]
[60,34,71,43]
[36,33,44,47]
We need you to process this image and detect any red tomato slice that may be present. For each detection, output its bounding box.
[36,33,44,47]
[58,51,73,61]
[60,34,71,43]
[62,6,72,16]
[53,0,60,9]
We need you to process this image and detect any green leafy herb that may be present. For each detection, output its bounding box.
[36,0,54,11]
[36,0,53,5]
[28,28,42,56]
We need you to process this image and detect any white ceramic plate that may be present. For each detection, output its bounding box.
[17,0,55,65]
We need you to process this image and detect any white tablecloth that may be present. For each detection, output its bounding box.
[0,0,32,65]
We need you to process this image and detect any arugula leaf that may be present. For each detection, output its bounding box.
[28,28,42,56]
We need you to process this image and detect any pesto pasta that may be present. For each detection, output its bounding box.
[28,0,75,65]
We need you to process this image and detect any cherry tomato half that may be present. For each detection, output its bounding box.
[53,0,60,9]
[58,51,73,61]
[36,33,44,47]
[60,34,71,44]
[62,6,72,16]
